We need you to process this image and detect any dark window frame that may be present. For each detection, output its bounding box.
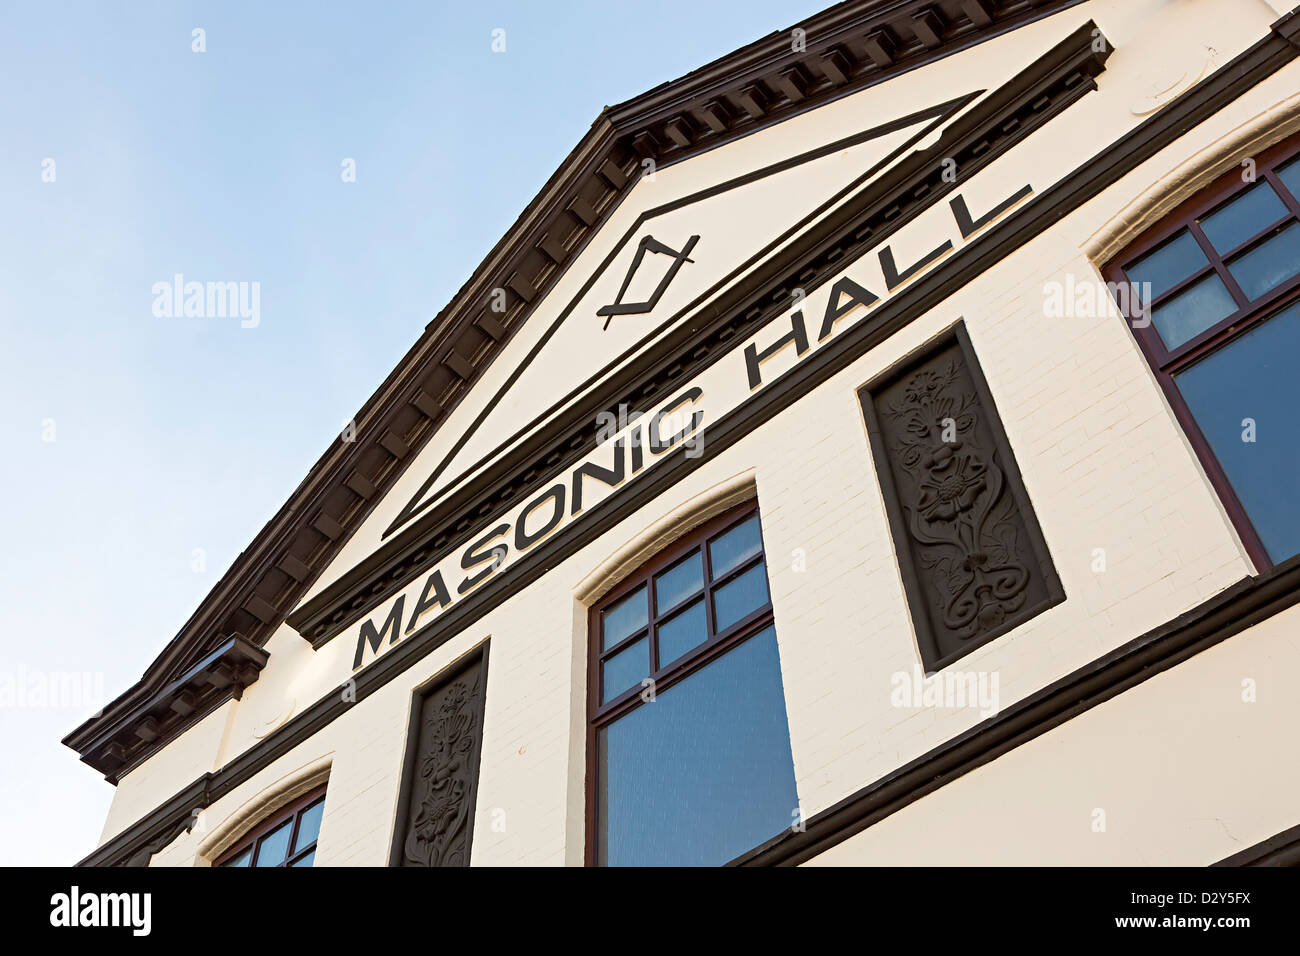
[584,498,776,866]
[214,785,326,867]
[1104,129,1300,570]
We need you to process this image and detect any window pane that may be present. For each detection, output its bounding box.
[601,636,648,704]
[653,551,703,614]
[598,625,796,866]
[1175,303,1300,563]
[254,820,292,867]
[1226,222,1300,300]
[290,850,315,867]
[1150,272,1237,349]
[1278,158,1300,203]
[712,562,771,632]
[222,848,252,867]
[708,515,763,578]
[293,799,324,853]
[657,599,707,667]
[601,586,647,651]
[1199,183,1288,253]
[1125,230,1207,300]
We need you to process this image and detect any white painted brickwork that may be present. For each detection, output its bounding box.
[808,601,1300,866]
[96,0,1300,866]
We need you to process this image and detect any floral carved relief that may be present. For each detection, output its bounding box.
[394,648,488,867]
[861,328,1061,669]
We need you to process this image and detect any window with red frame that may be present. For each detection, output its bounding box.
[586,500,797,866]
[216,786,326,867]
[1105,130,1300,568]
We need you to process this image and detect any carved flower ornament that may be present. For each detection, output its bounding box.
[879,354,1033,645]
[917,445,988,522]
[404,676,479,867]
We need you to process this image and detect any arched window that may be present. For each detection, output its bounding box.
[586,499,797,866]
[216,785,326,867]
[1105,130,1300,568]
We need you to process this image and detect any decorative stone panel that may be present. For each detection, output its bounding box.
[390,643,489,867]
[858,322,1063,670]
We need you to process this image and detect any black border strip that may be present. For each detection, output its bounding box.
[78,12,1300,867]
[1214,822,1300,867]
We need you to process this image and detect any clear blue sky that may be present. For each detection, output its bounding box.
[0,0,828,865]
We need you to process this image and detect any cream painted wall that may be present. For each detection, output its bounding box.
[806,601,1300,866]
[92,0,1300,865]
[301,0,1136,599]
[98,702,231,844]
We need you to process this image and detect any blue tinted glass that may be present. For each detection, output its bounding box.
[1227,222,1300,300]
[254,820,292,866]
[654,551,703,613]
[601,636,648,704]
[1175,303,1300,563]
[1126,230,1207,300]
[290,850,315,867]
[222,848,252,867]
[657,599,707,667]
[1278,159,1300,202]
[1199,183,1288,253]
[598,625,796,866]
[708,516,763,578]
[601,586,647,651]
[713,562,771,632]
[1150,273,1237,349]
[294,799,324,852]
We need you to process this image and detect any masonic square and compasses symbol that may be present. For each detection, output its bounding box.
[596,233,700,330]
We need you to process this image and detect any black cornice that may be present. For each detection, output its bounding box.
[63,636,267,785]
[603,0,1090,159]
[289,19,1111,647]
[72,8,1300,863]
[64,0,1087,781]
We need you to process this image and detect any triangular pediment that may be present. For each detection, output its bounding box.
[388,94,976,535]
[64,0,1099,787]
[291,7,1111,641]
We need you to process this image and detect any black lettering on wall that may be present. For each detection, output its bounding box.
[515,484,566,550]
[458,523,510,595]
[354,595,406,669]
[858,322,1063,671]
[818,277,879,342]
[390,642,489,867]
[572,439,626,515]
[629,424,645,473]
[879,238,954,290]
[649,387,704,454]
[950,184,1033,239]
[405,570,452,634]
[745,311,809,389]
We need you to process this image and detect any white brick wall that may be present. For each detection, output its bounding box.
[808,601,1300,866]
[94,0,1300,866]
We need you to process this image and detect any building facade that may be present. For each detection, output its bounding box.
[67,0,1300,867]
